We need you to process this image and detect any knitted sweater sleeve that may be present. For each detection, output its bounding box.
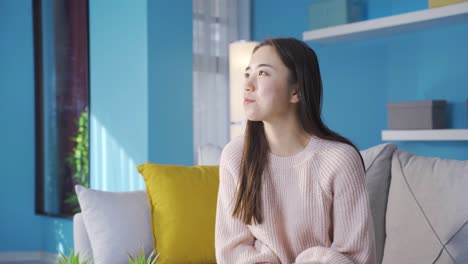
[215,144,280,264]
[295,147,376,264]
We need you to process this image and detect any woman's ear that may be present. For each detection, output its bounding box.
[289,84,300,104]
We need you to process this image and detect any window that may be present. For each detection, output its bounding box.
[33,0,90,217]
[193,0,231,161]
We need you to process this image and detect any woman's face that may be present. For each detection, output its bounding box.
[243,45,298,123]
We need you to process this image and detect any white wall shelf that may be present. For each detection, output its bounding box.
[303,2,468,44]
[382,129,468,141]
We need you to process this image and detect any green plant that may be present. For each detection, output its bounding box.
[128,248,159,264]
[65,108,90,213]
[57,250,92,264]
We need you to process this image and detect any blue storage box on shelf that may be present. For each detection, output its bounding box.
[308,0,367,30]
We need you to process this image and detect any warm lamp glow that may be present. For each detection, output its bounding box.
[229,41,259,139]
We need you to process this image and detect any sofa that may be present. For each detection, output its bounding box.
[73,143,468,264]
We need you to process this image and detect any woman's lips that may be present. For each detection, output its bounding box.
[244,98,255,104]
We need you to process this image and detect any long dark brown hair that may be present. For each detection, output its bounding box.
[232,38,364,225]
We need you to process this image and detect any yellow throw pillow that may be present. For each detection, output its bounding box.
[137,162,219,264]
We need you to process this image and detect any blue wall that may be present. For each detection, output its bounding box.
[42,219,73,254]
[148,1,193,165]
[89,0,148,192]
[0,0,44,251]
[0,0,74,255]
[0,0,194,255]
[253,0,468,160]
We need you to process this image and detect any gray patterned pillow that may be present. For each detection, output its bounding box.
[382,150,468,264]
[360,143,397,264]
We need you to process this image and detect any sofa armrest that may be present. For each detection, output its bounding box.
[73,213,94,261]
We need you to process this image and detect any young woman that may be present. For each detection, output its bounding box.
[215,38,376,264]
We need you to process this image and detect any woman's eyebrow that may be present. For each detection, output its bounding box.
[245,64,275,71]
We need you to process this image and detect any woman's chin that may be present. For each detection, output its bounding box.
[245,115,262,122]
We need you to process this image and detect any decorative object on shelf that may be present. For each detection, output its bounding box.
[308,0,366,30]
[429,0,467,8]
[386,100,447,130]
[229,41,259,140]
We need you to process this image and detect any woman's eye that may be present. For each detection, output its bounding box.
[244,72,250,78]
[259,70,268,76]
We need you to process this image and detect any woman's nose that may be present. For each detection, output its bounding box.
[244,78,255,92]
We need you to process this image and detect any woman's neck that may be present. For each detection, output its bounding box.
[263,117,311,157]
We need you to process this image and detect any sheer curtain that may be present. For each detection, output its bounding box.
[193,0,251,164]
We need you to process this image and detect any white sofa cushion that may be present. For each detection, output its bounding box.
[75,185,154,264]
[197,143,223,165]
[73,213,93,261]
[382,150,468,264]
[360,143,397,264]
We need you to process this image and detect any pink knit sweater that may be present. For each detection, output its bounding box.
[215,136,376,264]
